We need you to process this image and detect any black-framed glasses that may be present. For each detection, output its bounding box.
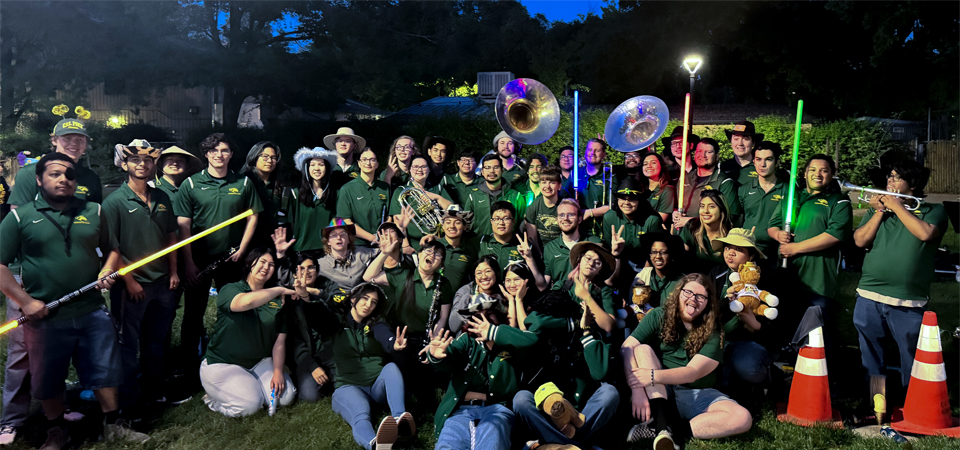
[490,217,514,224]
[680,289,709,304]
[259,154,278,162]
[650,250,669,256]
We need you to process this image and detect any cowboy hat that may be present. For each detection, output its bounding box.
[711,227,767,259]
[323,127,367,151]
[569,241,616,281]
[114,139,160,167]
[660,125,700,150]
[724,120,765,142]
[294,147,338,174]
[457,292,506,320]
[321,218,357,240]
[613,177,645,198]
[440,204,474,230]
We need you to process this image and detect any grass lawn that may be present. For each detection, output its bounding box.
[1,214,958,450]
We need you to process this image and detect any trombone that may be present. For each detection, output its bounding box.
[839,180,922,211]
[398,186,444,235]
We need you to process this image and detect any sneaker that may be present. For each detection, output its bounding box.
[394,412,416,440]
[653,429,679,450]
[39,426,70,450]
[105,418,150,444]
[63,408,85,422]
[0,426,16,446]
[369,416,398,450]
[627,420,656,442]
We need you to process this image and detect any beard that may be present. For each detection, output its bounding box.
[40,184,73,204]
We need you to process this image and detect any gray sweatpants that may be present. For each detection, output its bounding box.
[1,299,30,428]
[199,357,296,417]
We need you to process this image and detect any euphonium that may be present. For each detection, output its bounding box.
[398,186,444,234]
[495,78,560,145]
[839,180,922,211]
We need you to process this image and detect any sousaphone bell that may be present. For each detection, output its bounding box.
[604,95,670,153]
[495,78,560,145]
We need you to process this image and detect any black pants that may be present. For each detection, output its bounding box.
[179,258,242,372]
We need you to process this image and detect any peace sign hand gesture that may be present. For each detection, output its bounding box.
[610,225,626,257]
[293,265,310,300]
[394,326,408,351]
[517,233,534,261]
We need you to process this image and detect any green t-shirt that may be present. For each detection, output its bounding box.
[0,197,108,320]
[102,183,177,283]
[648,184,677,216]
[768,189,852,298]
[525,195,562,246]
[629,306,723,389]
[737,177,790,259]
[383,266,453,333]
[543,234,602,289]
[601,209,663,266]
[173,170,264,261]
[336,177,390,247]
[286,190,336,253]
[204,281,287,369]
[858,204,947,300]
[679,224,725,274]
[442,236,480,290]
[389,181,454,251]
[9,162,102,206]
[462,184,524,237]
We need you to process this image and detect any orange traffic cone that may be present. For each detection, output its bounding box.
[777,326,842,427]
[892,311,960,437]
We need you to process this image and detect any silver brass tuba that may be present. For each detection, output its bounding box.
[495,78,560,145]
[398,186,444,235]
[604,95,670,153]
[839,180,922,211]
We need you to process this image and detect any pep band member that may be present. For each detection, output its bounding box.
[678,190,733,275]
[240,141,284,250]
[286,147,339,257]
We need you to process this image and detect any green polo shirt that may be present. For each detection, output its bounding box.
[383,266,453,333]
[442,236,480,290]
[336,177,390,247]
[630,306,723,389]
[679,169,740,217]
[174,170,264,262]
[333,316,391,389]
[332,163,362,190]
[153,176,181,203]
[858,204,947,301]
[566,169,618,235]
[0,197,108,320]
[525,195,562,246]
[769,189,852,298]
[738,177,790,259]
[441,173,479,206]
[286,190,336,253]
[568,282,616,316]
[601,210,663,266]
[380,169,411,192]
[388,181,454,251]
[204,280,287,369]
[102,183,177,283]
[478,235,524,276]
[543,235,602,288]
[502,163,526,186]
[9,162,102,206]
[679,225,725,274]
[461,184,524,237]
[648,184,677,216]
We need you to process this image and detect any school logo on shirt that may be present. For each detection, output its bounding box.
[458,255,469,262]
[704,185,714,190]
[228,187,241,195]
[73,215,90,225]
[350,173,359,178]
[267,300,281,309]
[157,204,168,212]
[76,186,89,195]
[540,215,558,228]
[636,230,646,238]
[378,193,387,200]
[815,199,830,207]
[593,179,603,186]
[771,195,783,202]
[749,171,758,177]
[509,250,520,258]
[913,209,923,216]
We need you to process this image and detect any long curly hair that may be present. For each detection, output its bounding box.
[659,273,722,356]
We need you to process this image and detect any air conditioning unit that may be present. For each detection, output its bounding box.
[477,72,515,102]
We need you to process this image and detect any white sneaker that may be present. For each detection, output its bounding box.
[394,412,416,440]
[653,429,679,450]
[369,416,398,450]
[627,420,656,442]
[105,418,150,444]
[0,426,16,446]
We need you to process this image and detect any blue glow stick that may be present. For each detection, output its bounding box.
[574,90,580,197]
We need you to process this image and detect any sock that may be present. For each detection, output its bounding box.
[47,414,68,430]
[104,410,121,425]
[649,398,670,433]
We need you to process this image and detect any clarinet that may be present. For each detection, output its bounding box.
[185,247,239,287]
[420,276,444,362]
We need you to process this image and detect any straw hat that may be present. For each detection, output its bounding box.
[323,127,366,151]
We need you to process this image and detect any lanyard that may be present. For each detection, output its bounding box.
[38,207,77,257]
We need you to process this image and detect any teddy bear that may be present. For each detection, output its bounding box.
[535,382,585,439]
[728,262,779,320]
[629,284,653,322]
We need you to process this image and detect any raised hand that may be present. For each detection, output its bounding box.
[419,233,440,248]
[517,232,533,260]
[379,229,401,254]
[394,326,408,351]
[610,225,626,257]
[398,204,414,231]
[272,227,296,256]
[388,153,399,172]
[427,329,454,359]
[293,265,309,299]
[467,314,492,342]
[579,302,593,330]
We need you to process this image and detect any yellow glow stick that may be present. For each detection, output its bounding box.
[678,93,691,213]
[0,209,254,334]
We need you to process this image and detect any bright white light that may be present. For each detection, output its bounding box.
[683,57,703,75]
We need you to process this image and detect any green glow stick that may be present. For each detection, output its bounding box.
[782,100,803,268]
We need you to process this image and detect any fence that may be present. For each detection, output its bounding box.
[925,140,960,194]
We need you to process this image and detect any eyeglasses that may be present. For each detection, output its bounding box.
[490,217,514,223]
[482,165,502,171]
[670,141,683,148]
[581,255,603,268]
[395,145,413,151]
[557,213,579,219]
[886,173,903,182]
[650,250,669,256]
[259,154,278,162]
[420,249,439,259]
[560,155,574,160]
[300,265,318,273]
[624,154,642,161]
[458,158,476,164]
[680,289,709,304]
[410,165,429,171]
[359,157,378,164]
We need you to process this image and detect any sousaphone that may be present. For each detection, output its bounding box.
[604,95,670,152]
[495,78,560,145]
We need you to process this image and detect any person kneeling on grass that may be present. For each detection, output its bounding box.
[621,274,752,448]
[200,247,298,417]
[329,283,416,450]
[427,293,527,450]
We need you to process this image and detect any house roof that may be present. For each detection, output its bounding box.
[388,96,492,120]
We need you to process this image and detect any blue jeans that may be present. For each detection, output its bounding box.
[513,383,619,446]
[331,362,406,449]
[435,404,514,450]
[672,386,735,420]
[853,295,924,388]
[110,279,177,406]
[722,341,773,386]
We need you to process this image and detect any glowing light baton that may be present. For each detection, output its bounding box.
[269,388,277,416]
[0,209,254,334]
[573,90,580,199]
[677,93,692,213]
[782,100,804,269]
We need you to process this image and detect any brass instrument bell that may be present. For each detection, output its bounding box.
[495,78,560,145]
[604,96,670,153]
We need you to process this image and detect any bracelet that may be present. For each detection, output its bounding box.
[650,369,655,385]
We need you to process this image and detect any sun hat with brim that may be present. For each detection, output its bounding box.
[440,204,474,231]
[321,218,357,240]
[423,136,457,155]
[724,120,764,142]
[613,177,644,199]
[377,221,406,240]
[158,146,203,174]
[660,125,700,149]
[457,292,505,320]
[294,147,338,174]
[569,241,616,281]
[53,119,90,138]
[323,127,366,152]
[114,139,161,167]
[711,227,766,259]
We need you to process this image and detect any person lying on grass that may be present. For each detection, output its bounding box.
[621,273,752,448]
